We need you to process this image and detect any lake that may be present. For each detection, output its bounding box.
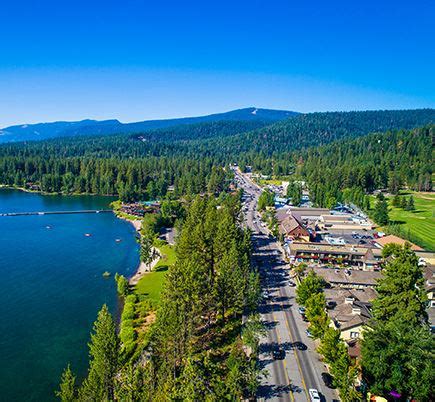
[0,189,139,401]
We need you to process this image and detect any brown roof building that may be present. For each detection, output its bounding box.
[289,242,382,270]
[312,267,382,288]
[374,234,423,251]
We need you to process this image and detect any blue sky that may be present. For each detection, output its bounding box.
[0,0,434,127]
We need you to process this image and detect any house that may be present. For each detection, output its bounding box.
[374,234,423,251]
[289,242,382,270]
[279,215,310,241]
[312,267,382,289]
[329,299,372,341]
[324,288,375,340]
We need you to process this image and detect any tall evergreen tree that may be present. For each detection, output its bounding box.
[79,304,120,401]
[56,365,76,402]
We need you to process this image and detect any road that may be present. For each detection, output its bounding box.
[234,169,339,402]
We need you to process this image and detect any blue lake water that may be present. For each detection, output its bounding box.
[0,189,139,401]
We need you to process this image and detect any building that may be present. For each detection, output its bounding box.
[289,242,382,270]
[374,234,423,251]
[317,213,373,231]
[290,207,330,225]
[312,267,382,289]
[279,215,310,241]
[120,201,160,217]
[323,288,376,341]
[329,299,372,341]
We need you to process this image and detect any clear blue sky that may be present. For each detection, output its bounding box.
[0,0,434,127]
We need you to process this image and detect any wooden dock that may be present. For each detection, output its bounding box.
[0,210,113,217]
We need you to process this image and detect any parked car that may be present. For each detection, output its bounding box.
[321,372,335,388]
[298,306,306,315]
[306,329,314,338]
[272,346,285,360]
[288,281,296,287]
[309,388,321,402]
[262,290,270,299]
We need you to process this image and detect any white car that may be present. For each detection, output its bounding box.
[309,389,321,402]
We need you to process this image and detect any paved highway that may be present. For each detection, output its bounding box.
[234,169,339,402]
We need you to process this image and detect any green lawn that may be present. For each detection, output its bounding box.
[372,192,435,251]
[134,241,175,305]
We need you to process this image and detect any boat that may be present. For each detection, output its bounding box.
[45,225,52,229]
[115,238,122,243]
[84,233,92,237]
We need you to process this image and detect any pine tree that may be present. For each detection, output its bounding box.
[361,246,433,400]
[79,304,120,401]
[56,365,76,402]
[373,199,389,226]
[407,195,415,211]
[392,193,401,208]
[373,245,427,324]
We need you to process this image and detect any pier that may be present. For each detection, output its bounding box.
[0,209,113,217]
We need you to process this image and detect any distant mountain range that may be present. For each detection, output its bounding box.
[0,107,298,143]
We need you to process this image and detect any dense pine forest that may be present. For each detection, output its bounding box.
[295,125,434,208]
[0,109,433,201]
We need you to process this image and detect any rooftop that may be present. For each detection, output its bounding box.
[312,267,382,287]
[289,242,382,258]
[375,234,423,251]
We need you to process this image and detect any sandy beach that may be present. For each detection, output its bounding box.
[114,214,162,285]
[129,247,161,285]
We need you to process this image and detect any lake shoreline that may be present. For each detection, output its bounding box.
[113,213,163,285]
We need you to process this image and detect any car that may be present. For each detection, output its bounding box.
[292,341,307,350]
[298,306,306,315]
[272,346,285,360]
[309,388,321,402]
[306,329,314,338]
[288,281,296,287]
[262,290,270,299]
[321,372,335,388]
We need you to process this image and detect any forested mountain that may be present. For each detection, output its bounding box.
[294,125,434,208]
[0,119,122,143]
[206,109,435,155]
[0,107,296,143]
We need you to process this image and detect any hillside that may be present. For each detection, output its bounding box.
[211,109,435,155]
[0,107,297,143]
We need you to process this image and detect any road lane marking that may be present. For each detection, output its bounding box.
[278,291,310,400]
[270,306,295,402]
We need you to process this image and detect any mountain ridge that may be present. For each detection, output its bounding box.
[0,107,298,143]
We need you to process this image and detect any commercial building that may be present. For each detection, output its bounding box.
[289,242,382,270]
[312,267,382,288]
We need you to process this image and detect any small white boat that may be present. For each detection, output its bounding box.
[115,238,122,243]
[46,225,52,229]
[84,233,92,237]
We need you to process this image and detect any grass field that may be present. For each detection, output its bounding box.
[257,178,283,186]
[134,241,175,305]
[372,192,435,251]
